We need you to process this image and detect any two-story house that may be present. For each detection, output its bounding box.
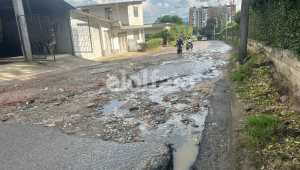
[70,0,147,59]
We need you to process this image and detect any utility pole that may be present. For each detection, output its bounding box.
[238,0,250,67]
[226,7,228,40]
[231,0,235,42]
[13,0,32,60]
[214,25,215,39]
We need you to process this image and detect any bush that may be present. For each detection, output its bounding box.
[249,0,300,57]
[145,33,157,40]
[139,38,163,52]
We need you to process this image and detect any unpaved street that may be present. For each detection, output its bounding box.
[0,41,232,170]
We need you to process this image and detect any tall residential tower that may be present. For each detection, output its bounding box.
[189,4,236,29]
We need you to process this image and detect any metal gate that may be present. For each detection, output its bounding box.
[70,17,93,53]
[16,14,55,61]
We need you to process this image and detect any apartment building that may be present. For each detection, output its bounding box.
[189,7,200,27]
[189,4,236,29]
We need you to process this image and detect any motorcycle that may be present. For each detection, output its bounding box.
[186,43,193,50]
[177,44,183,54]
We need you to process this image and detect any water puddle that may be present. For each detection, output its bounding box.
[100,41,232,169]
[173,138,199,170]
[102,101,127,115]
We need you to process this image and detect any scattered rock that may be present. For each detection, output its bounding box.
[244,105,252,111]
[28,98,35,104]
[191,124,199,127]
[280,95,289,103]
[124,114,135,118]
[86,103,96,108]
[132,137,145,142]
[53,102,62,106]
[129,107,139,112]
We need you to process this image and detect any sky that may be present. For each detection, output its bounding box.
[65,0,242,24]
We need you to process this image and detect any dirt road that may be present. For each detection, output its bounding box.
[0,41,232,170]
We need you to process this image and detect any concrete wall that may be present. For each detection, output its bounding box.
[247,39,300,90]
[81,4,129,26]
[126,29,144,43]
[70,11,114,59]
[49,15,72,54]
[128,4,143,25]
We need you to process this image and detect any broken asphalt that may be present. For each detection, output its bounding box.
[0,41,233,170]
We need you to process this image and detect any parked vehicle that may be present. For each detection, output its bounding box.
[201,37,207,41]
[186,43,193,50]
[177,44,183,54]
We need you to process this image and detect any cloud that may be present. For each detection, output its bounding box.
[143,0,162,14]
[156,2,163,8]
[164,2,169,8]
[65,0,242,23]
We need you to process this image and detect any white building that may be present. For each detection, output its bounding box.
[72,0,146,59]
[201,7,209,28]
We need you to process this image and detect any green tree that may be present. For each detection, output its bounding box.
[155,15,185,25]
[234,11,241,25]
[200,18,217,39]
[204,30,214,39]
[192,26,200,35]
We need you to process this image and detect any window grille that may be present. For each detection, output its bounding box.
[134,7,138,17]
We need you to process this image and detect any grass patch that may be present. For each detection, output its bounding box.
[146,46,162,53]
[229,51,238,65]
[242,94,251,99]
[226,40,239,65]
[231,51,300,168]
[231,60,255,82]
[244,115,279,146]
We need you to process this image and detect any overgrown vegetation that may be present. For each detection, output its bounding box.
[249,0,300,57]
[145,25,193,45]
[226,40,238,65]
[228,41,300,169]
[215,22,240,40]
[139,38,163,52]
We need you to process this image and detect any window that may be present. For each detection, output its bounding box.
[141,30,143,40]
[105,7,112,20]
[82,9,89,13]
[133,30,139,40]
[134,7,138,17]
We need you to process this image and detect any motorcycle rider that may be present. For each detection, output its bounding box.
[176,37,184,46]
[187,37,193,48]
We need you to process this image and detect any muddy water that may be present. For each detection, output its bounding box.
[173,138,199,170]
[104,41,232,169]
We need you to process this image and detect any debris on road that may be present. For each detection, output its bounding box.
[2,116,10,122]
[132,137,145,142]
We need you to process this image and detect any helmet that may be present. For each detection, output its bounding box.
[179,37,182,40]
